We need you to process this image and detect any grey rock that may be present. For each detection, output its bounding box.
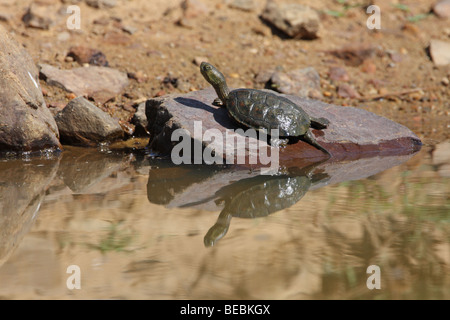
[55,97,124,146]
[261,2,321,39]
[145,88,422,164]
[22,2,55,29]
[0,25,61,152]
[132,102,149,136]
[269,67,323,99]
[39,63,128,103]
[228,0,256,12]
[85,0,117,9]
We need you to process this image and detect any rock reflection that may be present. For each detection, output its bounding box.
[58,147,133,193]
[0,156,60,266]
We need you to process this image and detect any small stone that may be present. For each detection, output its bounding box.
[433,0,450,19]
[132,102,149,136]
[441,77,449,86]
[228,0,255,12]
[39,63,129,103]
[193,56,208,66]
[57,31,70,42]
[378,87,389,95]
[361,59,377,73]
[22,3,55,29]
[127,70,148,83]
[429,39,450,66]
[261,2,321,39]
[328,45,376,67]
[337,84,361,99]
[66,92,77,100]
[86,0,117,9]
[181,0,211,19]
[269,67,323,99]
[55,96,123,146]
[328,66,349,82]
[67,45,109,67]
[122,25,137,35]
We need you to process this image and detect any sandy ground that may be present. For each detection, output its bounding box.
[0,0,448,147]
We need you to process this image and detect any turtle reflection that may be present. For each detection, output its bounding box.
[204,163,329,247]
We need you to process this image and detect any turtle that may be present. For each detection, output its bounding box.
[203,162,330,247]
[200,62,331,156]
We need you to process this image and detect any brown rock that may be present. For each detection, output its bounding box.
[22,2,56,29]
[261,2,321,39]
[67,46,109,67]
[327,45,376,66]
[337,83,361,99]
[39,63,129,103]
[181,0,211,19]
[55,96,124,146]
[328,66,349,82]
[269,67,323,99]
[0,25,61,152]
[361,59,376,73]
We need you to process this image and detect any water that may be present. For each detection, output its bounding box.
[0,142,448,300]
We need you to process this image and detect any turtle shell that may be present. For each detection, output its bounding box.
[226,89,311,137]
[221,175,311,218]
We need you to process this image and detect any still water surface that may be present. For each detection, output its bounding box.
[0,142,448,299]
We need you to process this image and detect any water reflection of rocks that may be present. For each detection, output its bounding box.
[0,144,448,299]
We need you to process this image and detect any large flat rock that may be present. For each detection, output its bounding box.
[146,88,421,167]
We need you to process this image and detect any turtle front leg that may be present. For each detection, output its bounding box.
[213,98,225,107]
[303,129,332,157]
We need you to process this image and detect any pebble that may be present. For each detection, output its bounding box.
[67,46,109,67]
[22,3,55,29]
[328,45,376,67]
[433,0,450,19]
[361,59,376,73]
[270,67,323,99]
[260,2,321,39]
[193,56,208,66]
[429,39,450,66]
[228,0,256,12]
[337,84,361,99]
[85,0,117,9]
[328,66,349,82]
[442,77,449,86]
[181,0,211,19]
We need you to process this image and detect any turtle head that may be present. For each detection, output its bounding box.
[200,62,225,86]
[200,62,230,104]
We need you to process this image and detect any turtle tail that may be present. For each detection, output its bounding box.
[303,129,332,157]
